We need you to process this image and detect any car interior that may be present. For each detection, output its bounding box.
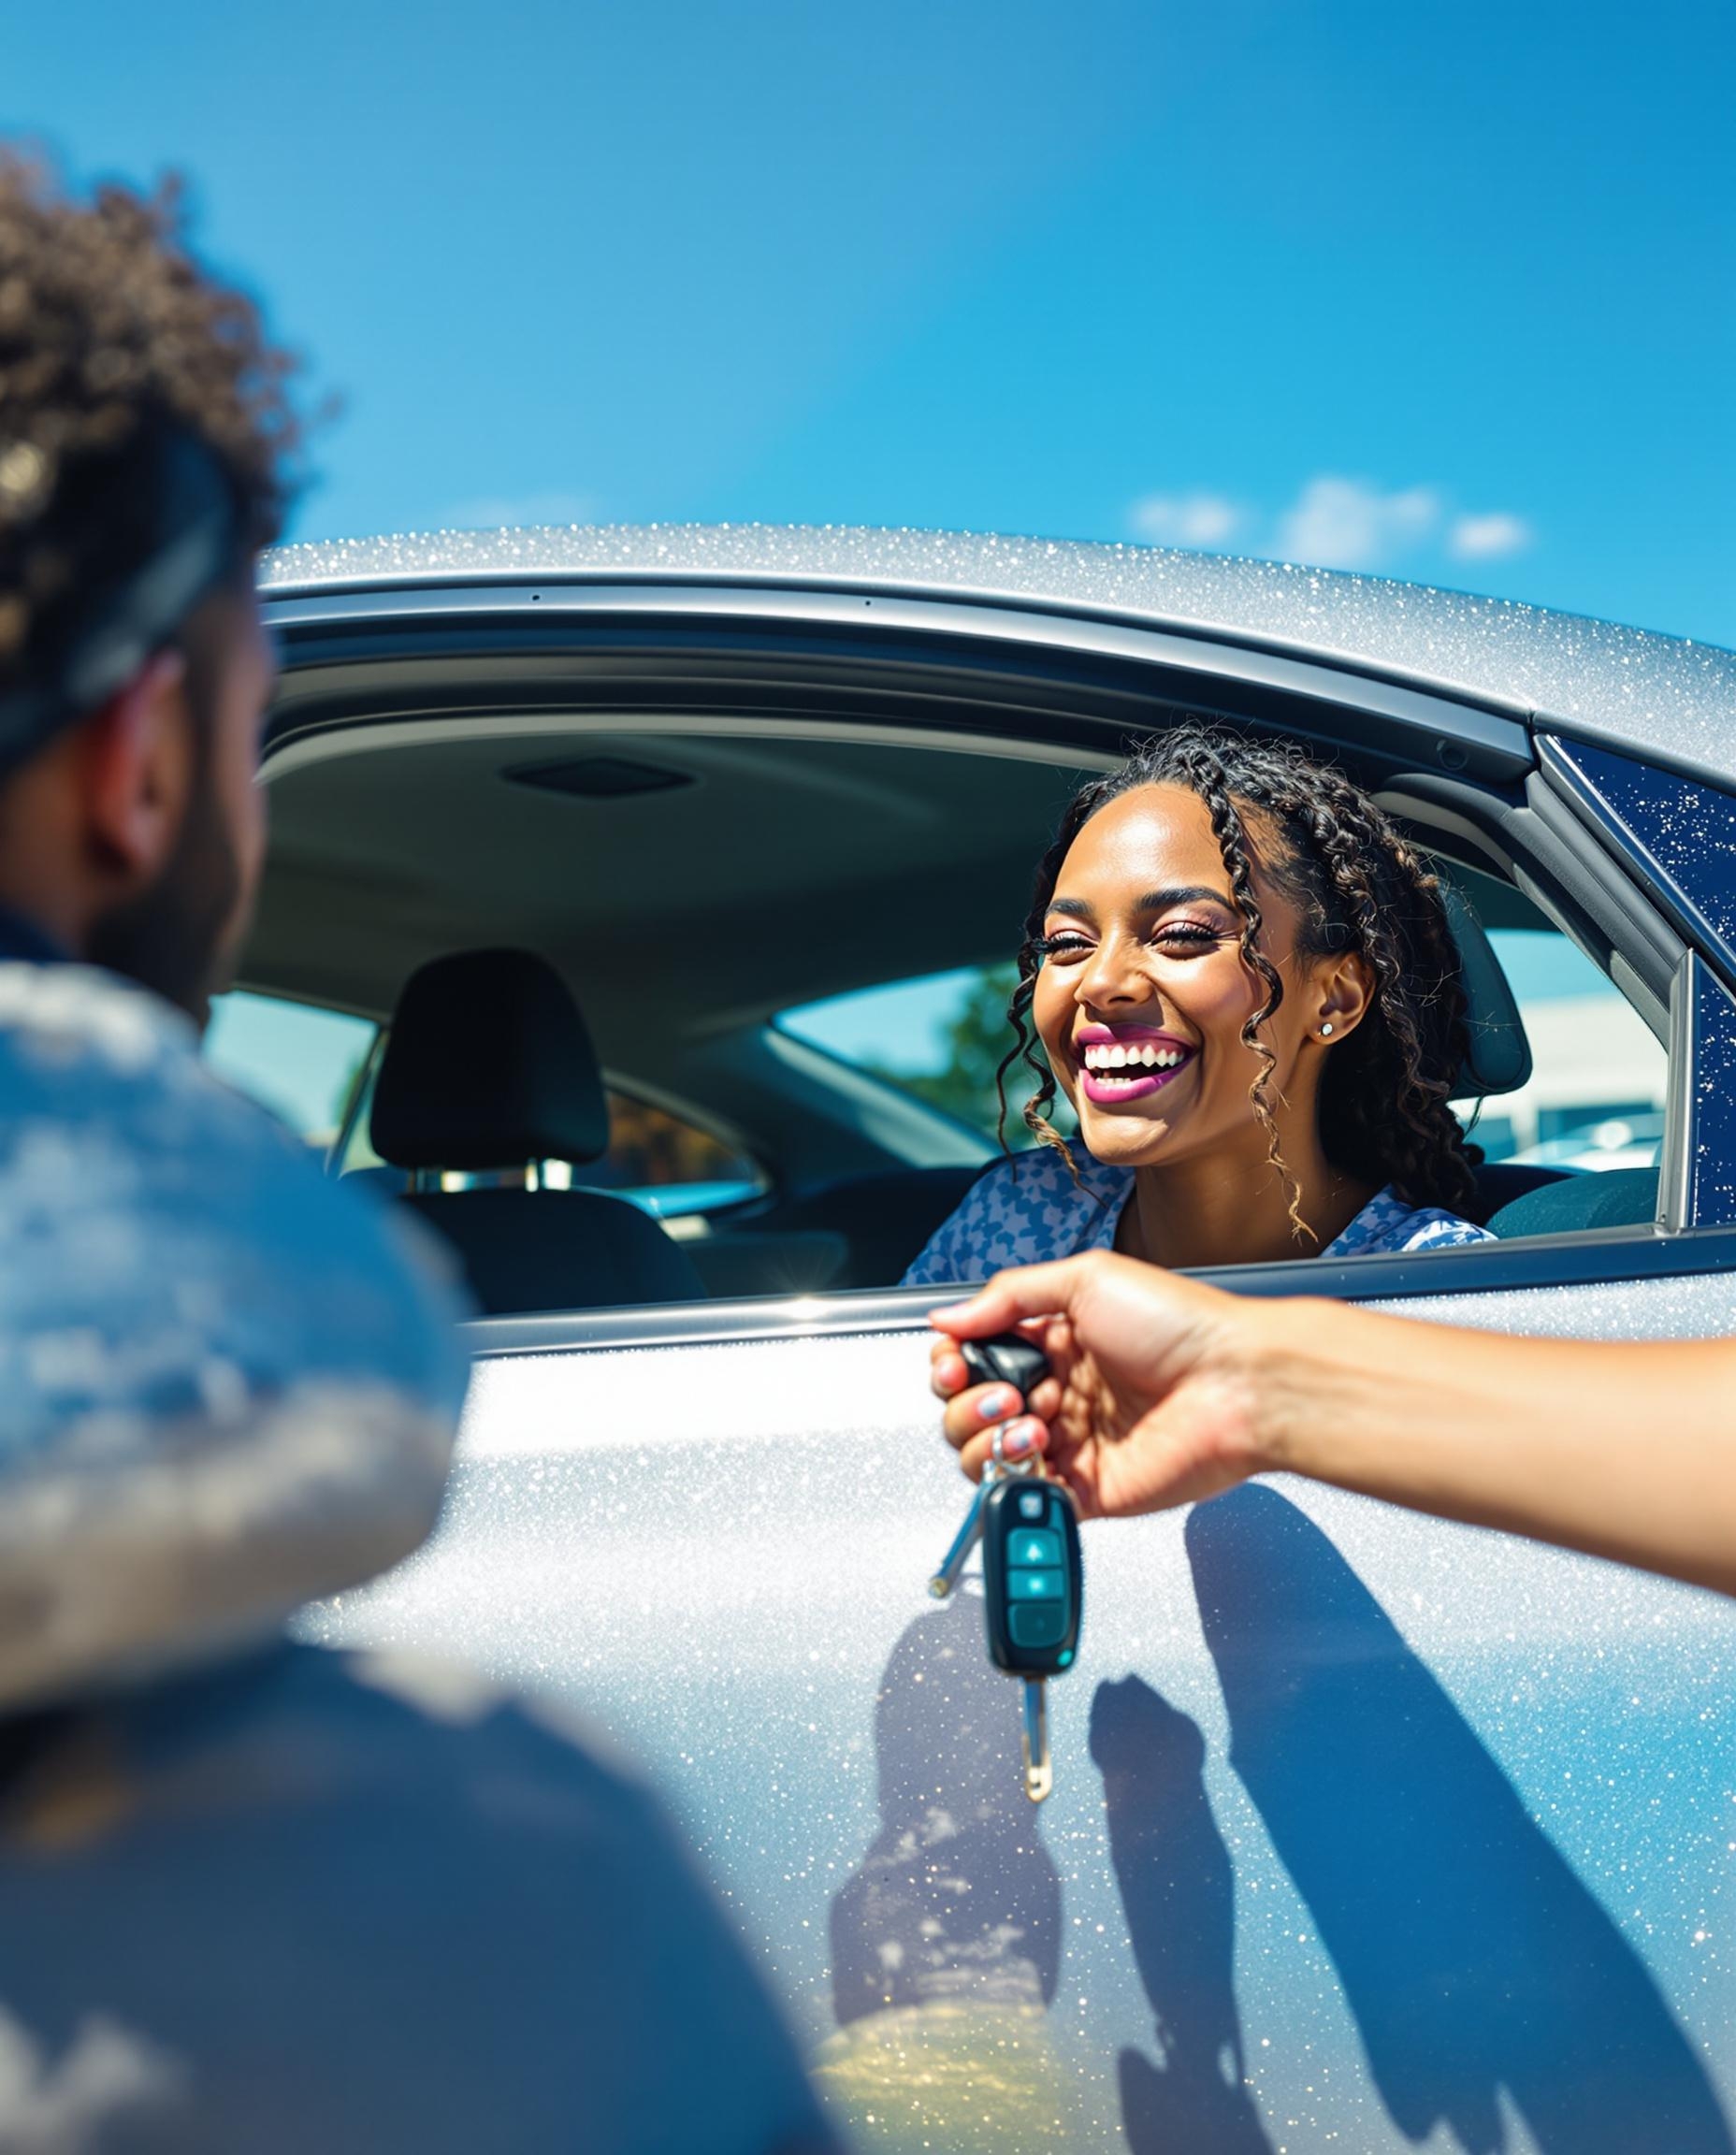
[229,712,1670,1315]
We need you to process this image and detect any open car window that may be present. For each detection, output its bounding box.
[235,684,1714,1317]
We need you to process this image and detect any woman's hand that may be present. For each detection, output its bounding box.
[928,1251,1280,1519]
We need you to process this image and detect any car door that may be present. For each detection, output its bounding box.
[277,571,1736,2155]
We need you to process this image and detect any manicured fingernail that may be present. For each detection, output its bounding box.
[977,1389,1016,1421]
[1002,1419,1040,1458]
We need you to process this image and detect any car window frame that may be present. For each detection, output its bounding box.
[261,575,1721,1338]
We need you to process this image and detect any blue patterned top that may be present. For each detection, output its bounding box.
[904,1146,1492,1285]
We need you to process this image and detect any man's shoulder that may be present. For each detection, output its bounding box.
[0,959,318,1205]
[0,959,347,1200]
[0,961,470,1410]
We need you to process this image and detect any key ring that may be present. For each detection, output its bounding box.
[989,1422,1039,1480]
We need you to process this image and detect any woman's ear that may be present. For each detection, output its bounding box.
[1314,949,1375,1043]
[78,650,193,885]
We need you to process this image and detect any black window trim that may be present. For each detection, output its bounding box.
[260,581,1534,793]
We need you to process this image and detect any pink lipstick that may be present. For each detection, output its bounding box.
[1073,1022,1196,1106]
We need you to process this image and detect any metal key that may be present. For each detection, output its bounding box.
[923,1332,1083,1802]
[928,1477,991,1600]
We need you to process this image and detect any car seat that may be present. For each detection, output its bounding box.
[1483,1167,1658,1238]
[370,947,705,1314]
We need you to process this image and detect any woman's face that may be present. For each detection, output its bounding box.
[1031,783,1368,1174]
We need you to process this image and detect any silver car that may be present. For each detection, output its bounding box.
[237,527,1736,2154]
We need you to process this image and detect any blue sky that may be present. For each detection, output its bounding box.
[7,1,1732,644]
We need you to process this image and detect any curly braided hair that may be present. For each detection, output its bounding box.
[0,151,306,698]
[995,722,1482,1236]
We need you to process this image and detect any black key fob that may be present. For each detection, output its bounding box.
[959,1332,1050,1400]
[982,1473,1083,1676]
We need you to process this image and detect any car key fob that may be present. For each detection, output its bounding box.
[959,1333,1050,1401]
[925,1331,1080,1802]
[980,1472,1082,1677]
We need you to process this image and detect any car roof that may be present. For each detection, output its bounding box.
[262,523,1736,788]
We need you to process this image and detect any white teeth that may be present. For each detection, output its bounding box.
[1080,1040,1190,1074]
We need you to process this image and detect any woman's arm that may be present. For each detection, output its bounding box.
[930,1252,1736,1598]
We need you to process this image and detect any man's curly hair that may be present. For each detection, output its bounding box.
[996,721,1483,1238]
[0,150,304,692]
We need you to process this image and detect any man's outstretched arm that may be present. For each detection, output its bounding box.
[928,1252,1736,1598]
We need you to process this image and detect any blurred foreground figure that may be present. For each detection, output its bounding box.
[0,154,832,2154]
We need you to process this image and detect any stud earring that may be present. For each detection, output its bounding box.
[1320,1022,1335,1037]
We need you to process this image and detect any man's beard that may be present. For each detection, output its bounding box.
[85,764,245,1029]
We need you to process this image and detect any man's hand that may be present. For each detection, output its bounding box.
[927,1251,1279,1519]
[933,1251,1736,1599]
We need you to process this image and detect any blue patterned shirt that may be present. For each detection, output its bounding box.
[0,924,839,2155]
[904,1145,1492,1285]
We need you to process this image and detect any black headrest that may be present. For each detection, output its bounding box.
[371,948,610,1171]
[1443,888,1532,1098]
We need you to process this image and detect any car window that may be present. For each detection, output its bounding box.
[335,1060,762,1216]
[779,962,1074,1142]
[1465,929,1666,1169]
[782,930,1665,1178]
[203,990,378,1152]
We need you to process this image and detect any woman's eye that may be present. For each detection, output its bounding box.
[1036,933,1093,960]
[1154,921,1222,950]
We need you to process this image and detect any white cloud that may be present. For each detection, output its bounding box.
[1276,475,1441,572]
[1126,472,1537,576]
[1448,511,1534,560]
[1128,492,1245,548]
[436,489,600,532]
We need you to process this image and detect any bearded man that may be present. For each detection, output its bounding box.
[0,155,832,2155]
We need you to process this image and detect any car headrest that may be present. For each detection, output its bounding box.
[371,947,610,1171]
[1443,887,1531,1098]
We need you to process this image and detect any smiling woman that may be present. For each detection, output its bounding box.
[904,724,1493,1284]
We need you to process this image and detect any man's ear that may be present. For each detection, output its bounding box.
[77,650,194,886]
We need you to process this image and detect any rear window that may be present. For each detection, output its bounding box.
[560,1093,763,1217]
[1468,930,1665,1170]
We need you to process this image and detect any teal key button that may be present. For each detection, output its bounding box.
[1009,1602,1067,1647]
[1008,1569,1063,1600]
[1008,1529,1062,1569]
